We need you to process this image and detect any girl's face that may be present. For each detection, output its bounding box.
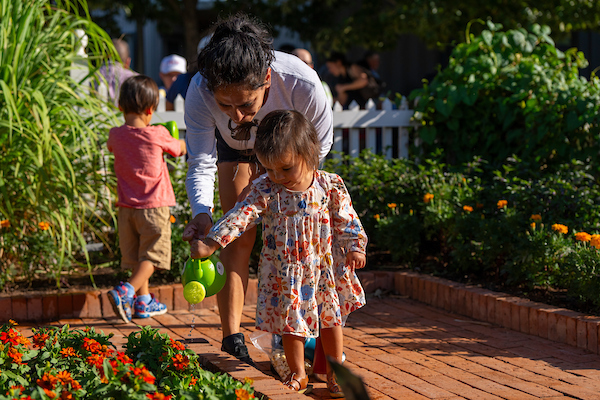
[213,69,272,125]
[257,152,314,192]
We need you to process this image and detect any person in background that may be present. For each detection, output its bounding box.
[158,54,187,97]
[325,52,370,109]
[292,48,333,108]
[182,13,333,367]
[98,38,138,107]
[190,110,367,396]
[107,75,187,323]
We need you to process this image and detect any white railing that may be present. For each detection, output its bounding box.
[153,95,416,159]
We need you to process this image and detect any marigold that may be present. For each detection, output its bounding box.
[530,214,542,221]
[552,224,568,234]
[60,347,78,358]
[463,205,473,212]
[497,200,507,209]
[38,221,50,230]
[374,214,380,221]
[423,193,434,203]
[0,329,19,346]
[146,393,172,400]
[7,347,23,364]
[590,235,600,249]
[235,388,253,400]
[0,220,9,228]
[530,222,536,230]
[170,338,185,351]
[33,333,50,349]
[37,372,58,390]
[172,354,190,371]
[131,366,156,384]
[170,215,176,223]
[575,232,592,242]
[387,203,397,209]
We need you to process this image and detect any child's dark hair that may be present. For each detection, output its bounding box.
[255,110,320,171]
[197,13,274,92]
[118,75,159,115]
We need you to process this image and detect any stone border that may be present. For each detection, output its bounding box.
[3,270,600,355]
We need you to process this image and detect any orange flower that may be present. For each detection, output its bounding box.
[0,220,9,228]
[387,203,397,209]
[374,214,380,221]
[530,214,542,221]
[590,235,600,249]
[0,329,19,345]
[551,224,568,234]
[60,347,79,358]
[82,337,102,353]
[146,393,172,400]
[463,205,473,212]
[86,354,104,368]
[170,215,176,223]
[189,377,198,387]
[423,193,434,203]
[170,338,185,351]
[131,366,156,384]
[497,200,507,209]
[171,354,190,371]
[235,388,253,400]
[575,232,592,242]
[530,222,536,230]
[33,333,50,348]
[56,371,81,390]
[7,347,23,364]
[37,372,58,390]
[38,221,50,230]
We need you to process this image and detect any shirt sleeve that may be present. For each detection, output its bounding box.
[330,174,368,254]
[207,183,268,248]
[184,75,218,218]
[157,125,184,157]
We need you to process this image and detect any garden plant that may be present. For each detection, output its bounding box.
[0,321,256,399]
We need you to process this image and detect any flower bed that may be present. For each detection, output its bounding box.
[0,321,255,399]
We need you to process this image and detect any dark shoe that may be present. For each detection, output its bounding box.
[221,333,257,367]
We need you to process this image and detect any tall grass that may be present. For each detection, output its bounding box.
[0,0,120,289]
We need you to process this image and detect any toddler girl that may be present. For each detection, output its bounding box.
[190,109,366,397]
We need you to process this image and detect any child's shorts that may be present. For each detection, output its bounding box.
[118,206,172,271]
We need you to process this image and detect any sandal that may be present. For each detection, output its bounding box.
[283,373,312,394]
[328,373,344,398]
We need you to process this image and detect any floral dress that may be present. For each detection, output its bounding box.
[208,170,367,337]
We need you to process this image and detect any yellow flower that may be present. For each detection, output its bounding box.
[423,193,434,203]
[530,222,536,230]
[387,203,397,209]
[497,200,507,209]
[170,215,176,224]
[374,214,380,221]
[590,235,600,249]
[530,214,542,221]
[38,221,50,230]
[0,220,9,228]
[551,223,568,234]
[575,232,592,242]
[463,205,473,212]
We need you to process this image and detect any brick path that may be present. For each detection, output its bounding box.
[20,293,600,400]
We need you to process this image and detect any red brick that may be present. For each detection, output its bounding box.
[173,284,188,311]
[538,308,549,339]
[438,284,448,310]
[547,311,559,342]
[448,285,458,313]
[576,317,588,350]
[510,301,520,332]
[0,297,12,323]
[416,276,427,303]
[100,290,117,318]
[394,272,407,295]
[472,291,486,321]
[374,271,394,292]
[72,293,87,318]
[486,295,496,324]
[463,288,473,318]
[27,296,43,322]
[85,291,103,319]
[154,285,174,311]
[58,294,73,319]
[519,302,530,335]
[429,280,438,307]
[197,293,218,309]
[12,297,27,322]
[359,272,376,294]
[559,310,579,347]
[585,317,600,354]
[454,287,466,316]
[42,295,58,321]
[500,298,511,328]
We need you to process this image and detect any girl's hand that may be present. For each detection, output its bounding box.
[346,251,366,269]
[190,238,220,259]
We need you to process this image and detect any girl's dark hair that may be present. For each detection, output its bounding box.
[197,13,274,92]
[255,110,320,171]
[118,75,159,114]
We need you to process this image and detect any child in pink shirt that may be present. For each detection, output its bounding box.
[107,75,187,322]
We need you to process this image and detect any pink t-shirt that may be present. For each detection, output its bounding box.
[107,124,183,209]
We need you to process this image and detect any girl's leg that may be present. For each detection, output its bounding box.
[216,162,263,338]
[282,333,309,391]
[320,325,345,397]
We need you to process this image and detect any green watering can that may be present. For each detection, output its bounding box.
[153,121,179,140]
[181,256,226,304]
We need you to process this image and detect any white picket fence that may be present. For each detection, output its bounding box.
[153,95,416,159]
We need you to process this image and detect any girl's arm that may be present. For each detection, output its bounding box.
[330,174,368,256]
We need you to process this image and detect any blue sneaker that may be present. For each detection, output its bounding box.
[134,294,167,318]
[108,282,135,322]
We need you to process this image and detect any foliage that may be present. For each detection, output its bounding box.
[409,22,600,168]
[325,150,600,312]
[0,322,256,399]
[0,0,120,289]
[213,0,600,53]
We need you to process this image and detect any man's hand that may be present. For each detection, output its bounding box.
[189,238,221,259]
[182,213,213,242]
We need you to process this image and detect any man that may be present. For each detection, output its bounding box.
[98,38,138,106]
[159,54,187,95]
[292,48,333,108]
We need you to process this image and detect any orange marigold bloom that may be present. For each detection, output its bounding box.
[59,391,73,400]
[172,354,190,371]
[497,200,508,209]
[235,388,253,400]
[463,205,473,212]
[7,347,23,364]
[0,329,20,346]
[60,347,78,358]
[190,377,198,386]
[82,337,102,353]
[423,193,434,203]
[374,214,380,221]
[38,221,50,230]
[590,235,600,249]
[43,388,57,399]
[530,222,536,230]
[116,351,133,364]
[131,366,156,384]
[86,354,104,368]
[33,333,50,349]
[170,215,176,223]
[575,232,592,242]
[0,220,9,228]
[37,372,58,390]
[170,338,185,351]
[530,214,542,221]
[387,203,397,209]
[146,393,172,400]
[552,224,568,234]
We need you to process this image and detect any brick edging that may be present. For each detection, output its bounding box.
[5,270,600,356]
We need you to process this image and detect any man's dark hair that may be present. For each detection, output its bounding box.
[118,75,159,115]
[197,13,274,92]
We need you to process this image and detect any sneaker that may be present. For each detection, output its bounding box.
[222,333,257,367]
[134,294,167,318]
[108,282,134,323]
